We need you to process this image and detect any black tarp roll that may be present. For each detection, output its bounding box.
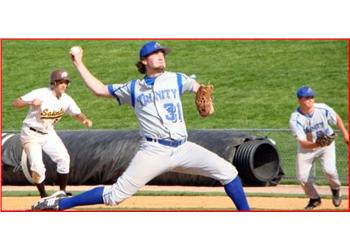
[2,130,284,186]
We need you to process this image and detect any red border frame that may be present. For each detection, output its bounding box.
[0,39,2,211]
[348,40,350,210]
[1,38,349,213]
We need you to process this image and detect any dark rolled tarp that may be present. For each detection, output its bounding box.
[2,130,284,186]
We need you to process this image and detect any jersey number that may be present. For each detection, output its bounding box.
[164,103,182,122]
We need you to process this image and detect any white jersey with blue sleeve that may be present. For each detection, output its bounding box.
[289,103,337,143]
[107,71,195,140]
[289,103,341,200]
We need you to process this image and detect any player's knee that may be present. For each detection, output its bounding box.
[56,154,70,174]
[324,171,340,182]
[296,171,305,182]
[103,174,142,206]
[297,177,309,187]
[323,168,338,177]
[31,167,46,184]
[220,164,238,185]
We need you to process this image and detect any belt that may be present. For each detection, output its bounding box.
[145,137,186,147]
[29,127,48,135]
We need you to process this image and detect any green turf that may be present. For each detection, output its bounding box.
[2,40,348,184]
[2,40,347,130]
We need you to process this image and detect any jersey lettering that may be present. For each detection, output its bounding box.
[136,88,177,107]
[305,121,324,133]
[40,108,64,120]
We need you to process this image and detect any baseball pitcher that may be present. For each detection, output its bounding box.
[32,41,250,211]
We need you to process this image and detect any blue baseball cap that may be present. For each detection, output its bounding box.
[139,41,171,59]
[296,86,315,98]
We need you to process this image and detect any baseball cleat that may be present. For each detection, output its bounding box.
[48,190,68,198]
[304,197,322,210]
[31,190,66,210]
[331,189,342,207]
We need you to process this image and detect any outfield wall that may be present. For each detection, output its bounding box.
[2,130,282,187]
[2,129,348,185]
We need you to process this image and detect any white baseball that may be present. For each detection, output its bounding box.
[70,46,81,55]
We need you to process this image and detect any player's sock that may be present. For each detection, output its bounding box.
[59,186,104,210]
[35,182,48,198]
[224,176,251,211]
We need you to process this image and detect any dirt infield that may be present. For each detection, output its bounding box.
[2,185,349,211]
[2,196,348,211]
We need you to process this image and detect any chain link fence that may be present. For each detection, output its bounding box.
[236,129,348,185]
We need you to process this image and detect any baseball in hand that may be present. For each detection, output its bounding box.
[70,46,81,56]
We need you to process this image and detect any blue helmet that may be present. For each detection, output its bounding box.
[139,41,171,59]
[296,86,315,98]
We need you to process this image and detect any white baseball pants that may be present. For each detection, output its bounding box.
[20,126,70,184]
[103,140,238,205]
[296,142,341,199]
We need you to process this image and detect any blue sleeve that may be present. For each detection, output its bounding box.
[315,103,337,126]
[324,104,337,125]
[107,83,132,106]
[177,73,195,94]
[289,113,307,141]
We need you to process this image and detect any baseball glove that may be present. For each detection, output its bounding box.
[195,84,214,117]
[316,133,336,147]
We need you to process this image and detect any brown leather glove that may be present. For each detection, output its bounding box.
[195,84,214,117]
[316,133,336,147]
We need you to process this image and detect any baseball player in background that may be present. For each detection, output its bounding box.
[13,69,93,198]
[289,86,348,210]
[32,41,250,211]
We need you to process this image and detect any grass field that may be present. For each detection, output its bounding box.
[1,39,348,184]
[2,190,348,199]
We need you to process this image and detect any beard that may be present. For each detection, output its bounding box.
[145,61,166,76]
[154,64,165,72]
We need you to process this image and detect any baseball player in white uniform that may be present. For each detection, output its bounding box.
[13,69,93,198]
[32,41,250,211]
[289,86,348,209]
